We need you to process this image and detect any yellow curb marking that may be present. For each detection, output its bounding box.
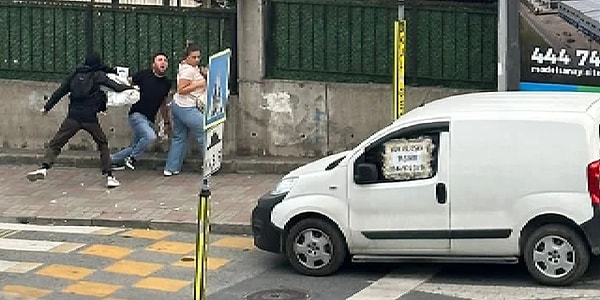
[80,244,132,259]
[174,257,229,270]
[121,229,171,240]
[104,260,163,276]
[36,264,94,280]
[146,241,195,255]
[134,277,190,292]
[49,242,85,253]
[63,281,121,298]
[2,285,52,298]
[211,237,255,250]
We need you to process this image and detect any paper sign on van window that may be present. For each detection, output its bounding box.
[382,137,435,181]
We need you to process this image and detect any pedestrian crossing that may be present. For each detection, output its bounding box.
[0,223,124,235]
[3,223,599,300]
[0,222,254,299]
[0,260,42,274]
[0,238,84,253]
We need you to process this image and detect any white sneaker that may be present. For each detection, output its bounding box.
[163,170,180,177]
[26,168,47,182]
[124,157,135,170]
[106,176,121,188]
[111,164,126,171]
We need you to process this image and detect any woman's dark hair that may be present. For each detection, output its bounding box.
[183,41,200,59]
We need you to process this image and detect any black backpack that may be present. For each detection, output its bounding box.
[69,71,96,100]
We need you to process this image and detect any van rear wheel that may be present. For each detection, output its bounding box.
[285,218,347,276]
[523,224,590,286]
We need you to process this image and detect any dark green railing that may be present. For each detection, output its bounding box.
[0,1,86,81]
[265,0,498,89]
[0,0,237,90]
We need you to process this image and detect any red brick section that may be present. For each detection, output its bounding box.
[0,165,282,234]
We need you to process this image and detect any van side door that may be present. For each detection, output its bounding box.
[348,122,450,252]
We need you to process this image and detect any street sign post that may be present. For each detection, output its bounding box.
[393,20,406,120]
[194,48,231,300]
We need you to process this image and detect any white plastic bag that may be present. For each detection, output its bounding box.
[101,73,140,107]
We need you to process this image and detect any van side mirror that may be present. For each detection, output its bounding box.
[355,163,378,184]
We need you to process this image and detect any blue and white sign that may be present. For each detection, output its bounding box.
[205,49,231,129]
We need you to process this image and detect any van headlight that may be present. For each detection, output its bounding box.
[271,177,298,195]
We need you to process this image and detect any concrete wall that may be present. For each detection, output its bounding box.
[0,78,239,156]
[235,80,474,157]
[0,78,473,158]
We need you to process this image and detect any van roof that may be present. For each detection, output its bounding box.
[403,91,600,120]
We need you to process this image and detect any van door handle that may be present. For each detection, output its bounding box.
[436,182,447,204]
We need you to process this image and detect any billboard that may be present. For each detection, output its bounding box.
[520,0,600,91]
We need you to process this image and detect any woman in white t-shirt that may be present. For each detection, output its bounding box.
[164,43,207,176]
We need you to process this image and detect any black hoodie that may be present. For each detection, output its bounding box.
[44,65,131,123]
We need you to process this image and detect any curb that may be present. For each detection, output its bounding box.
[0,151,313,175]
[0,216,252,236]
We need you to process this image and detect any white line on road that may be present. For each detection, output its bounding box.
[0,238,84,253]
[416,282,600,300]
[346,267,439,300]
[0,260,42,273]
[0,223,124,235]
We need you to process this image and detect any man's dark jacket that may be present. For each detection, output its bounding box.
[44,65,130,123]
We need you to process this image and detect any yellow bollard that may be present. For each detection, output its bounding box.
[194,177,210,300]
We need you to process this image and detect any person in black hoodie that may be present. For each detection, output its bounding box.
[26,52,132,188]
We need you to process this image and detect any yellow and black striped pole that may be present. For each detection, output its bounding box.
[194,177,210,300]
[393,20,406,120]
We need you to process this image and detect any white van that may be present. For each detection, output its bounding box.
[251,91,600,286]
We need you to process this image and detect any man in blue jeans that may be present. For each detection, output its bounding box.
[111,53,172,170]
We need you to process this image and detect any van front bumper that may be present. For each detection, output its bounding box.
[251,192,287,254]
[582,204,600,255]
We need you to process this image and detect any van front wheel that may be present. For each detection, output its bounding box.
[523,224,590,286]
[285,218,347,276]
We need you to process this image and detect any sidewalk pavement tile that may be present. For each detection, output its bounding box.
[0,165,283,235]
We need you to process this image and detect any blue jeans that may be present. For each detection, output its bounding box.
[165,102,205,172]
[111,112,157,163]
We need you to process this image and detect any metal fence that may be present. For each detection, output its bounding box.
[0,0,237,91]
[265,0,498,89]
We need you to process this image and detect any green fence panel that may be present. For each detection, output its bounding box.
[0,0,236,89]
[266,0,498,89]
[0,1,87,81]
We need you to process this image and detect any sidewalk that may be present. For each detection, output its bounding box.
[0,151,312,235]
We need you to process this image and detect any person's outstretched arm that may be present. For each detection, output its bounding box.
[43,72,74,112]
[96,72,132,92]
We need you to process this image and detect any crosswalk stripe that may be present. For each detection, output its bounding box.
[0,223,124,235]
[346,267,438,300]
[0,260,42,273]
[0,238,84,253]
[0,229,17,238]
[415,282,600,299]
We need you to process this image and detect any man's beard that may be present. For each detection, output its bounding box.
[153,67,166,76]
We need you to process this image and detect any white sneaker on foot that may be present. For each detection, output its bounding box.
[26,168,47,182]
[124,157,135,170]
[111,165,126,171]
[163,170,180,177]
[106,176,121,188]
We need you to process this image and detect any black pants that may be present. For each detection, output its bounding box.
[43,117,111,175]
